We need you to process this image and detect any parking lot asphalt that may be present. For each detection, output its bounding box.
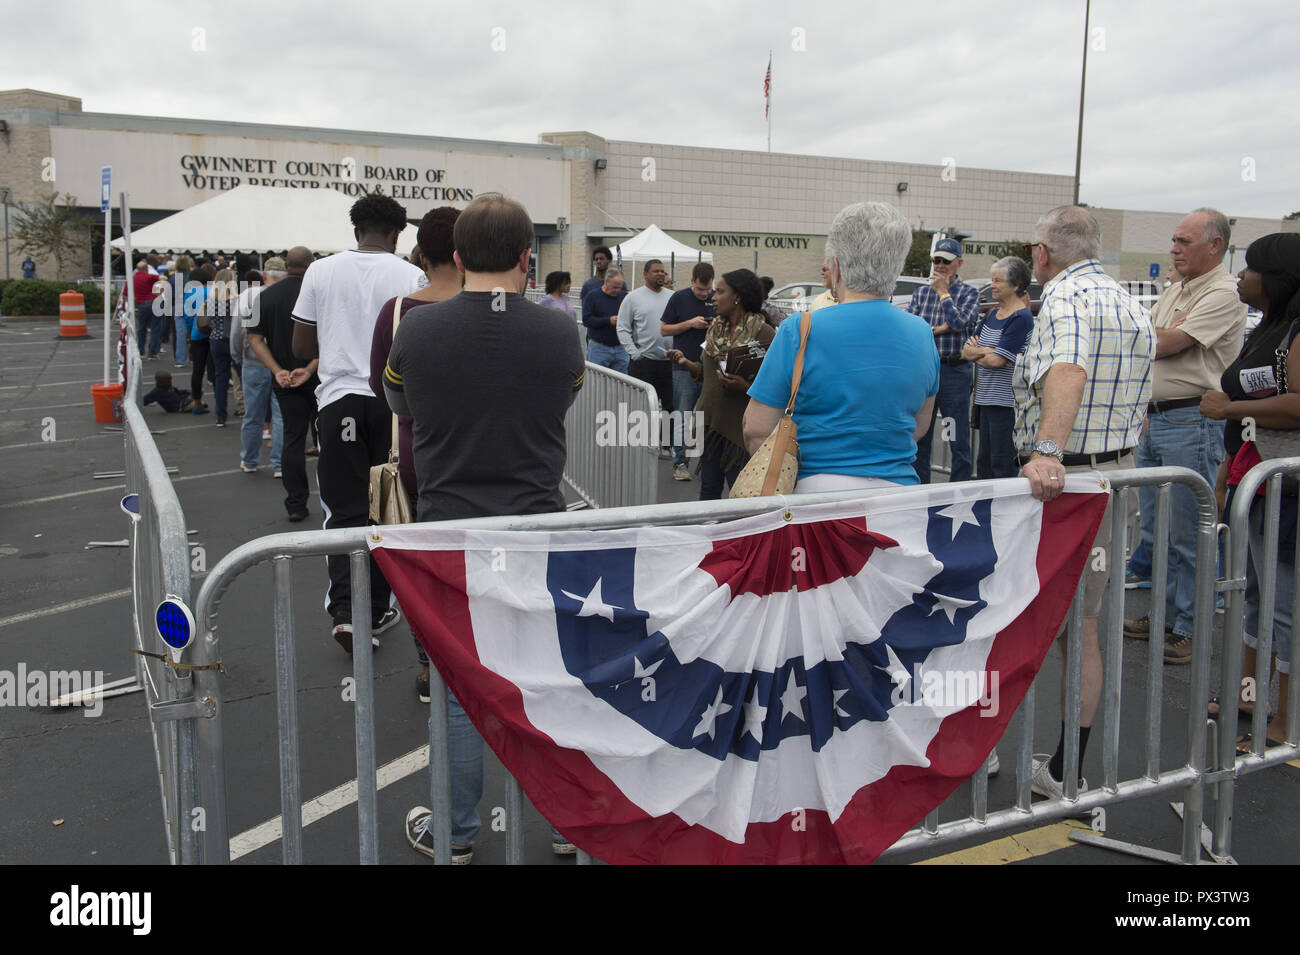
[1,319,1296,866]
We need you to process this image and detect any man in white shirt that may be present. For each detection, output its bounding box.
[292,195,424,653]
[617,259,674,432]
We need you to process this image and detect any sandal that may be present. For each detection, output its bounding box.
[1208,696,1272,722]
[1235,732,1289,755]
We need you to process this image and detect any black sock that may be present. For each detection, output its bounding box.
[1048,723,1091,782]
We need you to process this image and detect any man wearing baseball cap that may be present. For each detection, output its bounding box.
[909,237,981,482]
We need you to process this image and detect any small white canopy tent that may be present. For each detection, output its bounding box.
[111,185,361,257]
[612,224,712,288]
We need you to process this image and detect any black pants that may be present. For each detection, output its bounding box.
[699,432,747,500]
[629,357,674,418]
[190,339,210,402]
[276,388,316,515]
[316,394,394,626]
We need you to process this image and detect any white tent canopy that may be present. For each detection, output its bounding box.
[111,185,361,256]
[612,224,712,288]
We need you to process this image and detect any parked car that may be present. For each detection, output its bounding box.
[889,276,929,308]
[978,282,1046,318]
[766,280,825,318]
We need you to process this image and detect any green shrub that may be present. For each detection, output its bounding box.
[0,279,104,315]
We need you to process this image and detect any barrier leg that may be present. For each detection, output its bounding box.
[350,551,379,865]
[273,556,303,865]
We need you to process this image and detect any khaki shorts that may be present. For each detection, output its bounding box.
[1072,452,1137,619]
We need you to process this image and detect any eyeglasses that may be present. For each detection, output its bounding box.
[931,257,951,265]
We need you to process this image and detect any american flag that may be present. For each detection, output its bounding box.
[372,478,1108,864]
[764,53,772,119]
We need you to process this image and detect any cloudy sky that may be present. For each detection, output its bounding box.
[3,0,1296,218]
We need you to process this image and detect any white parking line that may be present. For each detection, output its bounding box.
[0,588,132,630]
[229,744,429,860]
[0,378,105,390]
[0,467,245,508]
[0,420,214,451]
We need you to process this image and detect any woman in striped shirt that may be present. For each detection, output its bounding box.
[962,256,1034,478]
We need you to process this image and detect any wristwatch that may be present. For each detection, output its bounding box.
[1031,439,1064,461]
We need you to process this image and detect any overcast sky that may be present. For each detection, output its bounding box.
[3,0,1296,219]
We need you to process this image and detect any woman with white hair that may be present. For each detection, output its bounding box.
[744,201,938,489]
[962,256,1034,478]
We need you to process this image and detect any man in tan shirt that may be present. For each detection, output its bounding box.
[1124,208,1246,663]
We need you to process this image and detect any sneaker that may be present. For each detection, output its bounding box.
[1124,570,1151,590]
[331,621,380,654]
[1030,754,1087,800]
[273,469,283,478]
[985,750,1000,777]
[417,665,430,704]
[192,405,210,415]
[552,838,577,856]
[262,428,272,441]
[1122,616,1174,641]
[373,607,402,636]
[1163,631,1193,665]
[215,419,226,428]
[658,447,673,460]
[174,362,186,369]
[405,806,472,864]
[672,463,691,482]
[287,510,309,523]
[240,462,257,473]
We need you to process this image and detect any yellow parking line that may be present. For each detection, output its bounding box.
[913,820,1091,865]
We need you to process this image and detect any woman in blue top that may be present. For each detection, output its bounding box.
[962,256,1034,478]
[744,201,938,490]
[186,263,215,414]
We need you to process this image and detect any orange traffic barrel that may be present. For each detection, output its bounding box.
[59,290,90,338]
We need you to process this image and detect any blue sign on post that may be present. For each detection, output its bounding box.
[100,166,111,212]
[1149,263,1160,279]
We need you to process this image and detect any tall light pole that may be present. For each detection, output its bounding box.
[0,187,10,280]
[1073,0,1091,205]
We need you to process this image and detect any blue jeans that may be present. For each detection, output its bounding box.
[1243,491,1295,673]
[672,365,703,466]
[1133,407,1224,638]
[137,302,164,356]
[447,692,484,846]
[239,363,283,470]
[914,362,973,483]
[975,404,1017,478]
[587,340,629,375]
[173,315,188,363]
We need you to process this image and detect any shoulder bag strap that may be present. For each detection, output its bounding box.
[785,311,813,415]
[390,297,403,463]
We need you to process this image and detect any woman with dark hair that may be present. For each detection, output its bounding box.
[962,255,1034,477]
[669,268,774,499]
[208,267,239,426]
[1200,233,1300,751]
[368,206,463,703]
[170,253,196,366]
[539,270,576,320]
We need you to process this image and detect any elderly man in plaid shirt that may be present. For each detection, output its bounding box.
[1013,205,1154,800]
[910,237,982,483]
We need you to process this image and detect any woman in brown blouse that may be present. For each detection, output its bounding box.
[669,269,774,499]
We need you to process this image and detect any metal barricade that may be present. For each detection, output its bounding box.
[562,362,661,510]
[881,466,1223,863]
[1212,457,1300,859]
[122,331,228,864]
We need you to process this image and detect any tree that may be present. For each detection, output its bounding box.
[904,229,936,276]
[1284,211,1300,221]
[11,192,95,280]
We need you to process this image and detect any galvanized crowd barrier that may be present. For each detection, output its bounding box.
[122,330,227,864]
[562,361,661,510]
[1212,457,1300,858]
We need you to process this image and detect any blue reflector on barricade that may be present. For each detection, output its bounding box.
[156,597,195,651]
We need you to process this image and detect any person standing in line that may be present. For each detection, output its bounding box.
[382,193,585,864]
[539,270,577,320]
[291,196,424,653]
[132,260,162,358]
[250,248,318,521]
[208,267,239,427]
[618,259,674,448]
[232,262,283,475]
[170,254,196,367]
[368,206,463,704]
[910,238,981,483]
[659,261,716,481]
[961,256,1035,478]
[758,275,786,327]
[1014,205,1154,799]
[580,246,613,301]
[581,268,628,372]
[186,263,216,414]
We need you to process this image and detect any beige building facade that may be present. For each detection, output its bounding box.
[2,89,1295,287]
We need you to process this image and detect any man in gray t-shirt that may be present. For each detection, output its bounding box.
[381,193,584,863]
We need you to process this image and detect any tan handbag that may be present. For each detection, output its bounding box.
[369,297,415,523]
[729,311,812,498]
